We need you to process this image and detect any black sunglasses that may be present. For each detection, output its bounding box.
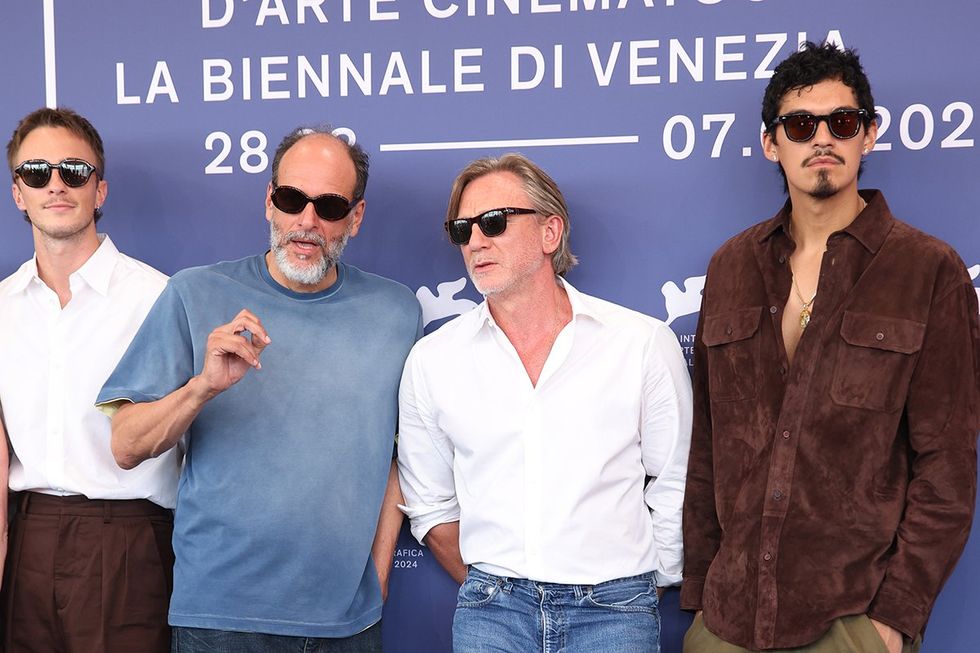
[270,184,357,221]
[769,108,870,142]
[14,158,99,188]
[444,207,537,245]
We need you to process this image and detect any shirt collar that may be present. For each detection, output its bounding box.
[757,189,893,253]
[73,234,119,296]
[463,275,604,339]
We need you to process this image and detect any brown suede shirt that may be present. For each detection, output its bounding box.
[680,190,980,649]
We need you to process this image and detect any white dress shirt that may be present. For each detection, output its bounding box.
[0,234,179,508]
[397,279,693,585]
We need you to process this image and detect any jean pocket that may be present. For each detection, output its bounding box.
[456,576,501,608]
[585,577,658,613]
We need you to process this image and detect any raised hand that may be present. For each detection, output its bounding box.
[199,309,272,397]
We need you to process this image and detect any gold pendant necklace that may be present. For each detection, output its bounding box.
[792,276,817,330]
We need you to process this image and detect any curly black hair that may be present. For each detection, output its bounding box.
[762,41,876,192]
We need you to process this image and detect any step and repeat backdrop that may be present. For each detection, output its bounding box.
[1,1,977,651]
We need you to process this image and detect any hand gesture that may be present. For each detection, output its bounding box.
[199,309,271,397]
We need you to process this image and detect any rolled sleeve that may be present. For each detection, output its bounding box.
[396,346,462,546]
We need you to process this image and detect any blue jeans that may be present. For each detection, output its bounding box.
[171,622,382,653]
[453,568,660,653]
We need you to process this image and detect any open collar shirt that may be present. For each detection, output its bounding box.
[0,234,178,508]
[680,190,980,649]
[397,278,693,586]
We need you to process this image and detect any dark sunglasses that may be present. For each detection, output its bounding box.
[270,184,357,221]
[14,158,99,188]
[769,108,870,142]
[444,207,537,245]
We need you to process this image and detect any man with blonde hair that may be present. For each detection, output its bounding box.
[397,153,693,652]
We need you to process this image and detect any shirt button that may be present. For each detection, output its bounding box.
[773,490,783,500]
[725,326,733,335]
[778,256,786,264]
[770,306,778,314]
[782,430,790,439]
[876,332,884,341]
[779,366,786,376]
[763,552,773,562]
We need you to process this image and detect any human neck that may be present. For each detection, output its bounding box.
[486,273,571,338]
[33,227,101,307]
[787,188,866,251]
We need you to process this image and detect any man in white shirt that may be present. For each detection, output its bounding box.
[397,153,693,652]
[0,107,177,653]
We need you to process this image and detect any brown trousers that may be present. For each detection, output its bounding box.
[684,613,922,653]
[2,492,174,653]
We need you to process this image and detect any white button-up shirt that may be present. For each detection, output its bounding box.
[0,234,179,508]
[398,279,692,585]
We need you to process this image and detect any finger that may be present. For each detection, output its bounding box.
[230,313,272,345]
[209,333,262,368]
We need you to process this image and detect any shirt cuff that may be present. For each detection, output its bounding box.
[867,587,928,641]
[678,576,705,612]
[398,499,461,546]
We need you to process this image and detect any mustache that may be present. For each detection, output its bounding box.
[280,230,326,249]
[802,149,845,167]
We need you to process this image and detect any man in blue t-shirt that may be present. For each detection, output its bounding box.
[97,126,421,652]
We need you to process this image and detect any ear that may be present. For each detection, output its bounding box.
[761,129,778,162]
[862,118,878,154]
[264,182,275,222]
[541,214,563,256]
[11,181,25,211]
[95,178,108,209]
[347,199,365,238]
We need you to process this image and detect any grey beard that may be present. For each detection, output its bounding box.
[270,221,350,287]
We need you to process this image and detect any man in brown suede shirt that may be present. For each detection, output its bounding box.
[681,43,980,653]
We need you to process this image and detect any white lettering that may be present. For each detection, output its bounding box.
[630,39,660,85]
[380,52,414,95]
[261,56,290,99]
[511,46,545,90]
[202,0,233,28]
[146,61,179,104]
[421,50,448,93]
[370,0,399,20]
[256,0,289,26]
[115,62,141,105]
[587,41,621,87]
[754,33,786,80]
[202,59,233,102]
[455,48,484,92]
[715,35,746,81]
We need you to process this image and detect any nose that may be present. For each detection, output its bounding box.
[466,223,491,251]
[292,201,321,231]
[811,118,836,147]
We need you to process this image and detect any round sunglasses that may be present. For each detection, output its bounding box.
[769,108,870,143]
[270,184,357,221]
[444,207,537,245]
[14,158,99,188]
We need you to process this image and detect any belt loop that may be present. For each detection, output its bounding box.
[18,491,31,518]
[103,500,111,523]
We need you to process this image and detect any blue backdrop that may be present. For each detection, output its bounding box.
[1,1,977,651]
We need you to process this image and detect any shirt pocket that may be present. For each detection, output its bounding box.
[702,307,763,402]
[831,310,926,413]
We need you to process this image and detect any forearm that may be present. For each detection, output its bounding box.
[371,460,404,600]
[424,521,467,584]
[110,375,213,469]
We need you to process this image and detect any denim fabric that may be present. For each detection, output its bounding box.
[453,568,660,652]
[171,622,382,653]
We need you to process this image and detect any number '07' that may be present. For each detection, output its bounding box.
[204,128,357,174]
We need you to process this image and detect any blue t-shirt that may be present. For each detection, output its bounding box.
[98,255,422,637]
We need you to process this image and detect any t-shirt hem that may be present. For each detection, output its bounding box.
[169,606,382,638]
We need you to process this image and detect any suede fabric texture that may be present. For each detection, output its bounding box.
[681,190,980,650]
